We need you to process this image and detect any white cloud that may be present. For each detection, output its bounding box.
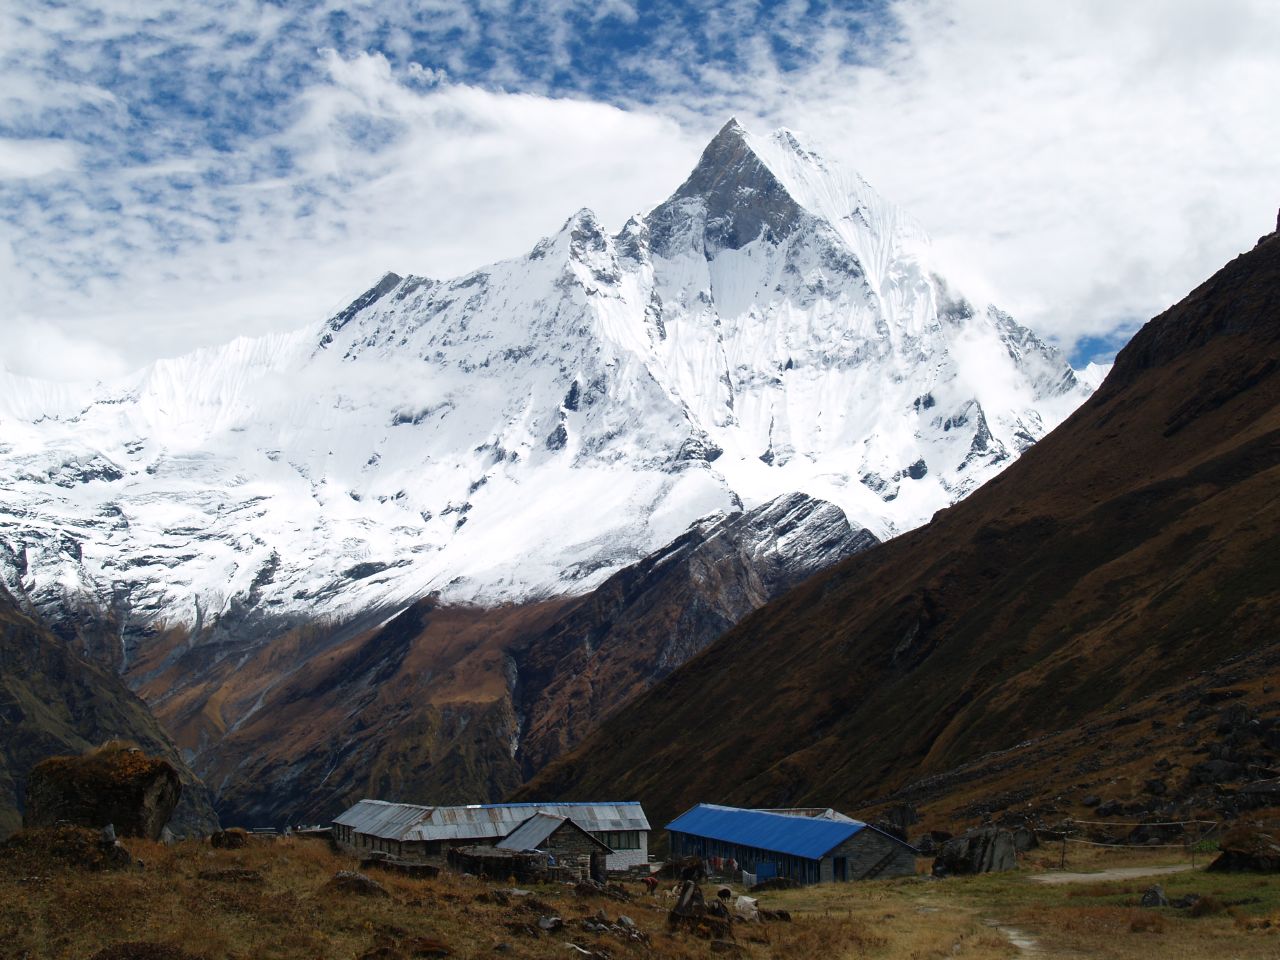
[0,138,79,179]
[4,0,1279,378]
[0,315,130,382]
[1,50,702,375]
[710,0,1280,349]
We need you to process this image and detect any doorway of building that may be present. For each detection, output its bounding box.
[834,856,848,881]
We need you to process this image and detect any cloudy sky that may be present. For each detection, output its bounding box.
[2,0,1278,380]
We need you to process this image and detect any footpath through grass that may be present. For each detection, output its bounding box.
[764,847,1280,960]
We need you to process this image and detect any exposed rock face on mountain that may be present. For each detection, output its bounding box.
[138,493,875,826]
[515,492,877,776]
[0,120,1089,669]
[0,587,217,837]
[519,230,1280,833]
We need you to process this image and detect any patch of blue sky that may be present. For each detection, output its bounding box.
[1069,324,1142,368]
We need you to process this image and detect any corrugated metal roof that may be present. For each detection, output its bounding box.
[332,799,432,839]
[665,804,866,860]
[496,814,567,851]
[406,801,649,842]
[333,800,648,843]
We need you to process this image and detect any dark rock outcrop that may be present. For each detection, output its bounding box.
[24,744,181,839]
[931,827,1017,876]
[1207,825,1280,872]
[515,493,877,775]
[647,118,807,258]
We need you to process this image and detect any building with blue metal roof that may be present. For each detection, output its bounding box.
[666,804,917,884]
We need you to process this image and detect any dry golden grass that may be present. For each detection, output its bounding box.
[8,836,1280,959]
[763,878,1017,960]
[0,835,895,960]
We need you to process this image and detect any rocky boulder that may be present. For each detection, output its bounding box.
[321,869,390,897]
[1139,884,1169,907]
[209,828,249,849]
[1207,825,1280,872]
[931,827,1017,876]
[23,743,181,839]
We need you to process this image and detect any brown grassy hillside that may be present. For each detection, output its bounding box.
[518,230,1280,834]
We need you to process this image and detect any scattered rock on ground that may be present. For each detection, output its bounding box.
[1140,884,1169,907]
[210,828,249,849]
[322,870,390,897]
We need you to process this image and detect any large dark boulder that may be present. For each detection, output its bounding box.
[931,827,1017,876]
[23,743,181,839]
[1207,825,1280,872]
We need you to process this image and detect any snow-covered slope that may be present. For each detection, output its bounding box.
[0,119,1093,651]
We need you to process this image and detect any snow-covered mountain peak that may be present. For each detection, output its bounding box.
[1,119,1096,646]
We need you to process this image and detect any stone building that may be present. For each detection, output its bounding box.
[666,803,917,884]
[496,812,612,881]
[333,799,649,871]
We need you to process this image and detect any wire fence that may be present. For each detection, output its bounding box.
[1049,817,1223,869]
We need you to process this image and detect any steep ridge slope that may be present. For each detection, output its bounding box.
[520,228,1280,831]
[0,586,219,837]
[0,120,1088,665]
[150,494,875,826]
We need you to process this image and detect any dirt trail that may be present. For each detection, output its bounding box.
[1028,863,1195,885]
[985,920,1043,955]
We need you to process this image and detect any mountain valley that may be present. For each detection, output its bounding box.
[0,120,1100,827]
[521,226,1280,835]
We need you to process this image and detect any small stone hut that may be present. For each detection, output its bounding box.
[496,813,612,881]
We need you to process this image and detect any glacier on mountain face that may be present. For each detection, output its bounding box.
[0,119,1093,653]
